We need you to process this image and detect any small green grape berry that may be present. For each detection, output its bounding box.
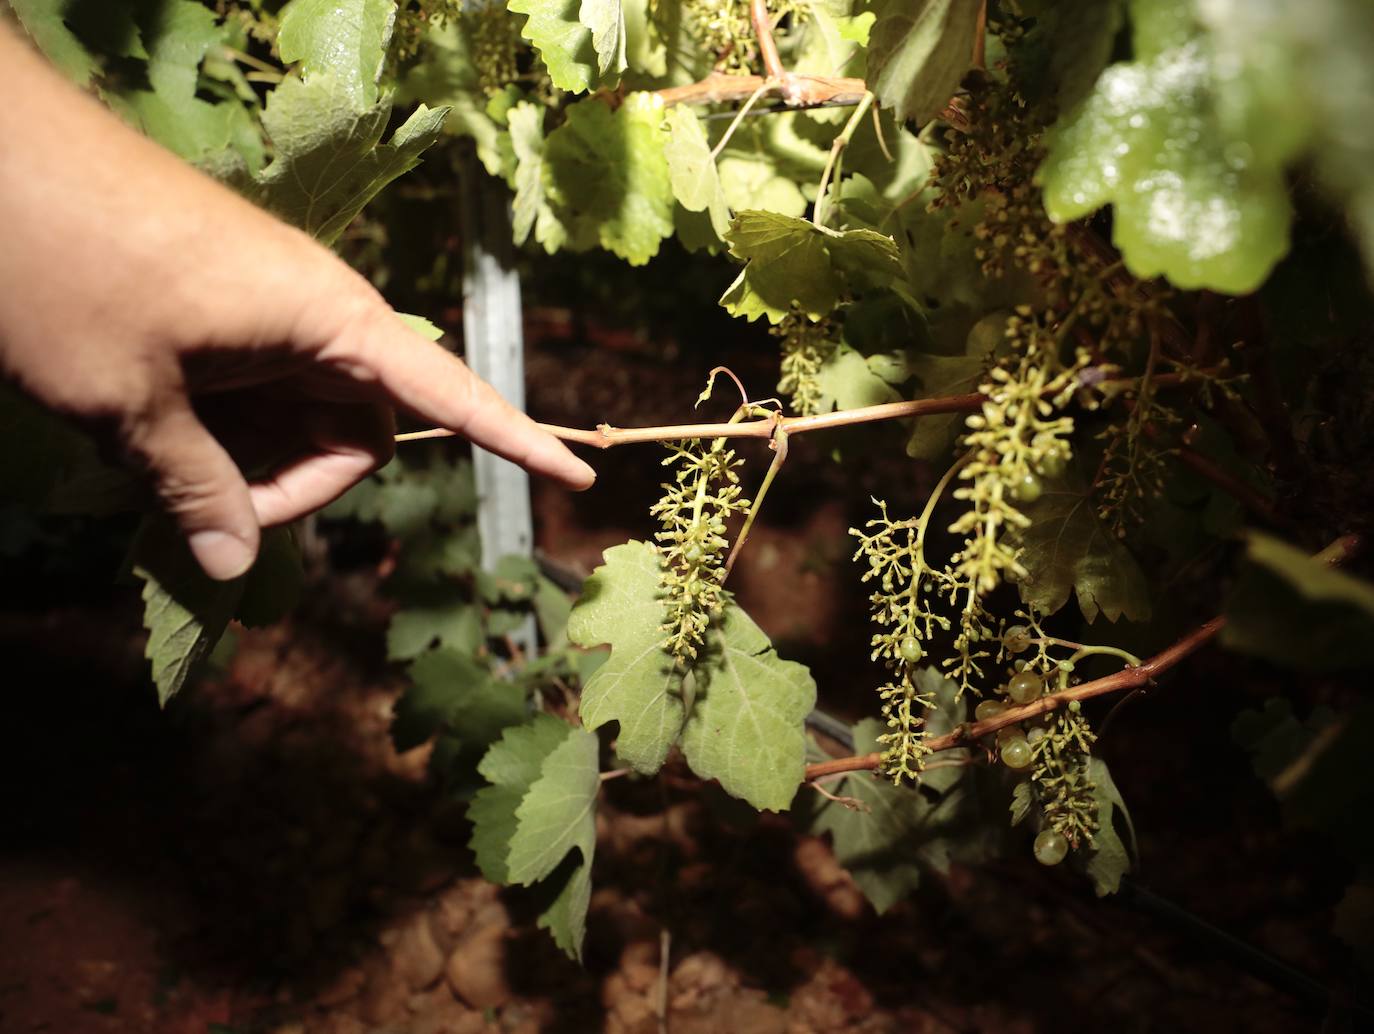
[1001,738,1033,770]
[1026,726,1047,746]
[1011,472,1043,503]
[974,700,1007,722]
[1007,671,1044,705]
[899,636,923,663]
[684,544,704,564]
[996,725,1025,746]
[869,553,884,570]
[1040,451,1067,479]
[1034,829,1069,866]
[1003,625,1032,654]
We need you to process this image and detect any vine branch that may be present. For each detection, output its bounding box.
[804,534,1364,780]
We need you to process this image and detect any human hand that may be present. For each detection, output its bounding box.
[0,27,594,581]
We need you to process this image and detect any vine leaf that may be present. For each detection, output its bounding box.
[509,0,602,94]
[680,603,816,813]
[865,0,981,125]
[566,541,686,774]
[393,648,525,754]
[277,0,394,108]
[544,93,675,265]
[663,106,731,241]
[720,211,902,324]
[577,0,626,78]
[1083,758,1135,896]
[133,518,245,708]
[809,686,975,914]
[1017,472,1151,623]
[386,590,483,661]
[508,100,564,250]
[8,0,101,86]
[812,345,901,411]
[1221,532,1374,671]
[254,77,448,245]
[1038,0,1293,293]
[903,316,1003,460]
[568,541,815,811]
[468,715,600,960]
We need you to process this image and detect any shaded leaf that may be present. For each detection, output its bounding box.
[1221,532,1374,671]
[393,647,525,753]
[866,0,981,125]
[1017,471,1151,623]
[663,106,731,241]
[1082,758,1134,896]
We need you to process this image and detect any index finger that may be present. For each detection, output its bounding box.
[334,307,596,491]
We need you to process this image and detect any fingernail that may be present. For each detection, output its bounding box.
[189,529,255,580]
[572,458,596,490]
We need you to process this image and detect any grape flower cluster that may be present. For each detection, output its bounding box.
[774,313,837,417]
[651,441,750,665]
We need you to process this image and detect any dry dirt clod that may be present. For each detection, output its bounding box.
[444,904,512,1011]
[391,911,446,990]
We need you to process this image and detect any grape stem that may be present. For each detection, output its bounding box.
[803,534,1364,780]
[395,369,1206,448]
[814,92,875,229]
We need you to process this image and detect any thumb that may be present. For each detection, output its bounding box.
[130,402,261,580]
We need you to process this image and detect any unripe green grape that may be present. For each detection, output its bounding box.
[1011,472,1043,503]
[1001,738,1033,769]
[899,636,923,663]
[1040,451,1067,479]
[1026,726,1047,746]
[684,543,704,564]
[869,553,884,571]
[1007,670,1044,704]
[975,699,1007,721]
[1003,624,1032,654]
[1033,829,1069,866]
[995,725,1025,747]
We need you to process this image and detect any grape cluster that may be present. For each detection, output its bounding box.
[773,313,837,416]
[393,0,464,62]
[651,441,751,665]
[1029,701,1099,852]
[672,0,807,74]
[467,1,521,93]
[849,501,948,782]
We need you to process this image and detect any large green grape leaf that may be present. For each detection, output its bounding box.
[568,540,816,810]
[386,593,483,661]
[469,715,600,960]
[717,152,808,221]
[392,648,525,753]
[1221,532,1374,671]
[253,75,447,244]
[679,603,816,813]
[864,0,980,125]
[566,541,685,773]
[663,106,731,241]
[509,0,601,94]
[544,92,674,265]
[106,0,260,169]
[7,0,101,85]
[720,211,902,324]
[578,0,626,78]
[1038,0,1293,293]
[1016,472,1151,623]
[278,0,394,108]
[1195,0,1374,281]
[1020,0,1126,115]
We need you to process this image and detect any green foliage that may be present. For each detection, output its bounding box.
[543,93,675,265]
[663,106,732,241]
[132,519,302,706]
[1016,471,1151,624]
[508,0,602,93]
[1040,0,1293,292]
[1082,758,1134,896]
[1222,533,1374,670]
[864,0,980,125]
[468,715,600,959]
[720,211,902,324]
[278,0,394,108]
[568,541,815,811]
